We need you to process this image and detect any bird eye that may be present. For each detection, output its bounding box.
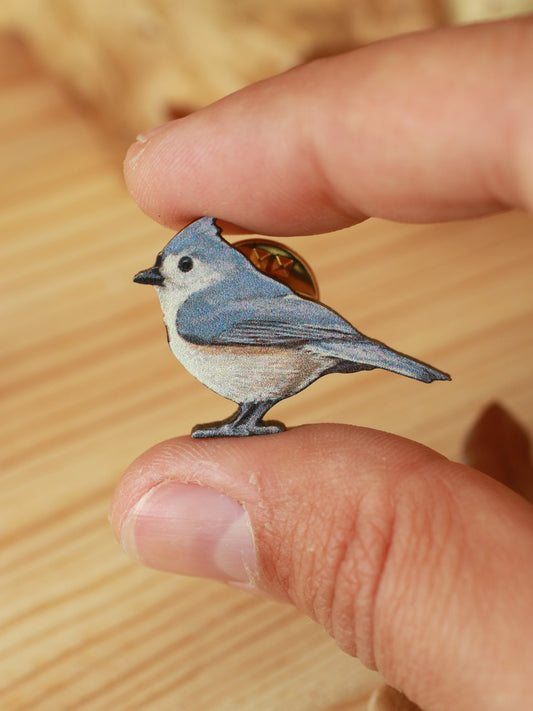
[178,256,194,272]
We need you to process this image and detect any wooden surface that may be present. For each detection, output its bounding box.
[0,0,445,136]
[2,34,533,711]
[3,1,533,137]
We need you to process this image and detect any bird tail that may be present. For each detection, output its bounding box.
[317,338,450,383]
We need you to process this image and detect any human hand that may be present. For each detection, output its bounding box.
[113,17,533,711]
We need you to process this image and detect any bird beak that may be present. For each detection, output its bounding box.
[133,265,165,286]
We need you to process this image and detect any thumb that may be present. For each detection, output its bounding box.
[110,425,533,710]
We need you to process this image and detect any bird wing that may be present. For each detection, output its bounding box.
[177,291,451,383]
[177,293,362,347]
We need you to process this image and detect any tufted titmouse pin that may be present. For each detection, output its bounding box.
[134,217,450,437]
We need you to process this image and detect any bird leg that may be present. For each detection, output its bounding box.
[191,400,286,438]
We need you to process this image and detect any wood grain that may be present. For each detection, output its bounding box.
[0,0,444,137]
[2,0,532,138]
[1,33,532,711]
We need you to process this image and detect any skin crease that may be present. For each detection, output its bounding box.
[116,17,533,711]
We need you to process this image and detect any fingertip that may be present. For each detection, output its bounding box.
[123,133,252,235]
[110,436,191,540]
[116,480,257,584]
[111,425,533,706]
[123,128,186,230]
[109,425,445,593]
[124,21,533,234]
[109,433,266,550]
[121,70,362,235]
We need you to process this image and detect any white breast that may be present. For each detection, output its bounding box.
[167,331,330,403]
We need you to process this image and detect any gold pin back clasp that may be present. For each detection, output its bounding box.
[234,239,319,300]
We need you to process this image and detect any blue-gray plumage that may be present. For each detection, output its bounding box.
[134,217,450,437]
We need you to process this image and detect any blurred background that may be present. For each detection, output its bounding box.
[2,2,533,710]
[3,0,533,139]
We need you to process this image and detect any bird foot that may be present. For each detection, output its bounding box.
[191,419,286,438]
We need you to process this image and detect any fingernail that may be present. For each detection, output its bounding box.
[126,122,174,168]
[120,482,256,585]
[135,121,174,143]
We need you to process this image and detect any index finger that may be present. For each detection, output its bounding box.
[124,17,533,236]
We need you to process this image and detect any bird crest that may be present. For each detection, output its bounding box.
[162,217,224,259]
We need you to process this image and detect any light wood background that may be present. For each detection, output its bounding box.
[1,33,532,711]
[2,1,533,137]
